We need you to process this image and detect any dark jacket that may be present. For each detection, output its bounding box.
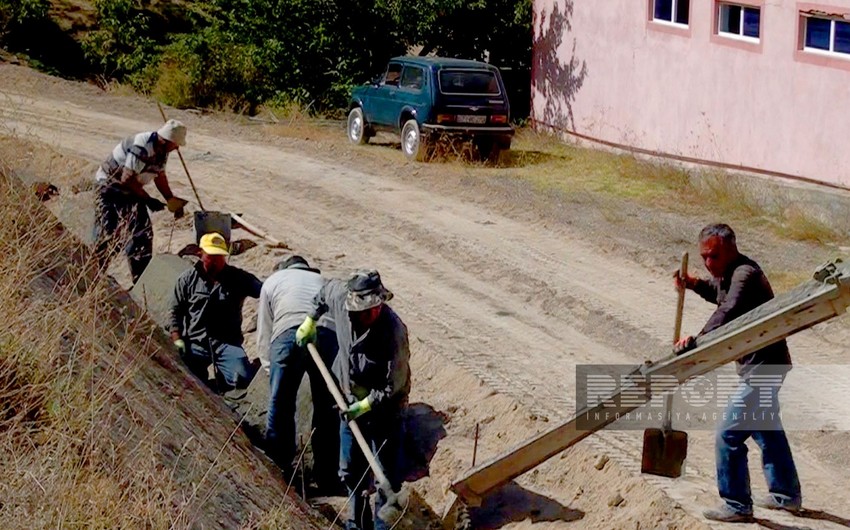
[170,262,262,348]
[692,254,792,375]
[310,279,410,412]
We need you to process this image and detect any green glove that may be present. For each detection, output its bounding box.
[345,397,372,421]
[174,338,186,355]
[295,316,317,346]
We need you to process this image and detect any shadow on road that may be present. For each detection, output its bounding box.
[401,402,448,483]
[470,481,584,529]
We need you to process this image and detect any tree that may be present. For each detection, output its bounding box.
[0,0,49,42]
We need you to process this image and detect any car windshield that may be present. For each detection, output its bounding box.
[438,69,500,95]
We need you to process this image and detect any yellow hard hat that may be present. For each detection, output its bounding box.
[199,232,229,256]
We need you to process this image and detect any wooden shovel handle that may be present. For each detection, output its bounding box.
[306,343,392,488]
[673,252,689,343]
[664,252,689,431]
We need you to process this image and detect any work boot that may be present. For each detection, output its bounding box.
[755,494,802,514]
[703,504,753,523]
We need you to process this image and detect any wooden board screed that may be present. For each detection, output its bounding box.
[450,259,850,506]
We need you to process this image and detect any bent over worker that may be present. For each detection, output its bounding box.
[93,120,188,283]
[675,223,800,523]
[257,255,340,490]
[296,270,410,530]
[170,232,262,392]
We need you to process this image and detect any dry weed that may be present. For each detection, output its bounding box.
[781,207,840,244]
[0,164,306,528]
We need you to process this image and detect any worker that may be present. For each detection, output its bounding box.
[257,255,340,491]
[674,223,800,523]
[296,270,410,530]
[93,120,189,283]
[170,232,262,392]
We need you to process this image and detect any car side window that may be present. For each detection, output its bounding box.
[400,66,425,90]
[383,63,403,86]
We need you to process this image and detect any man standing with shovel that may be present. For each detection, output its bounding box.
[93,120,189,283]
[296,270,410,530]
[675,223,800,523]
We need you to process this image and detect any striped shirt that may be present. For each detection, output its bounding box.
[96,132,169,185]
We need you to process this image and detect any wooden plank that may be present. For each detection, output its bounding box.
[450,261,850,504]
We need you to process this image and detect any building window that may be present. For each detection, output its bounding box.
[653,0,690,26]
[803,15,850,56]
[718,3,760,40]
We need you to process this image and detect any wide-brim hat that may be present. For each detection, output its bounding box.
[157,119,187,147]
[345,270,393,312]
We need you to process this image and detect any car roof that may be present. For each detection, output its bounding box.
[390,56,494,70]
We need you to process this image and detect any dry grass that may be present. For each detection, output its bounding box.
[0,168,186,528]
[0,155,318,527]
[507,129,846,245]
[382,124,845,246]
[781,207,838,245]
[267,119,846,249]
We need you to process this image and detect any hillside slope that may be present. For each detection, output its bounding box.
[0,156,323,528]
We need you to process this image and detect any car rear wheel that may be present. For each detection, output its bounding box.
[347,107,369,145]
[401,119,429,162]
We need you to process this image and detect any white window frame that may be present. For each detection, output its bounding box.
[717,2,761,43]
[652,0,689,28]
[802,16,850,59]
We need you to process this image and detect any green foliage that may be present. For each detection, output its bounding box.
[0,0,50,41]
[155,27,266,111]
[82,0,160,81]
[381,0,532,68]
[73,0,533,114]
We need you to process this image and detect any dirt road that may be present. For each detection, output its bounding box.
[2,65,849,529]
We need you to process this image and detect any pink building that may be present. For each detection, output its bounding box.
[531,0,850,188]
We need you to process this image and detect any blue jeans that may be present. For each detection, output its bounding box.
[716,373,801,514]
[339,411,404,530]
[182,341,257,392]
[265,327,339,485]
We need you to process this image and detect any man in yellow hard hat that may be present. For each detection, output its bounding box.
[169,232,262,391]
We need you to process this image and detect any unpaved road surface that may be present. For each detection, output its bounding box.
[2,65,850,529]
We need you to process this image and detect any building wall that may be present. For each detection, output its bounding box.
[531,0,850,188]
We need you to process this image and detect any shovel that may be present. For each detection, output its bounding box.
[306,343,407,524]
[641,252,689,478]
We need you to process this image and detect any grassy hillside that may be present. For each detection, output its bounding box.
[0,151,322,528]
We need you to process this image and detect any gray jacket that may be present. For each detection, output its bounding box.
[256,266,335,370]
[310,279,410,411]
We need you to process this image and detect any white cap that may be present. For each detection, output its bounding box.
[157,119,187,147]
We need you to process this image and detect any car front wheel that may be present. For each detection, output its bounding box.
[401,119,429,162]
[347,107,369,145]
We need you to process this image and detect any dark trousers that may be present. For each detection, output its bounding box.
[265,327,339,486]
[182,341,257,392]
[339,411,404,530]
[93,186,153,283]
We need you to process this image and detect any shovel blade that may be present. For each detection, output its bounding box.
[641,428,688,478]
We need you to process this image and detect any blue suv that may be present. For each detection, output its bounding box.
[347,56,514,162]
